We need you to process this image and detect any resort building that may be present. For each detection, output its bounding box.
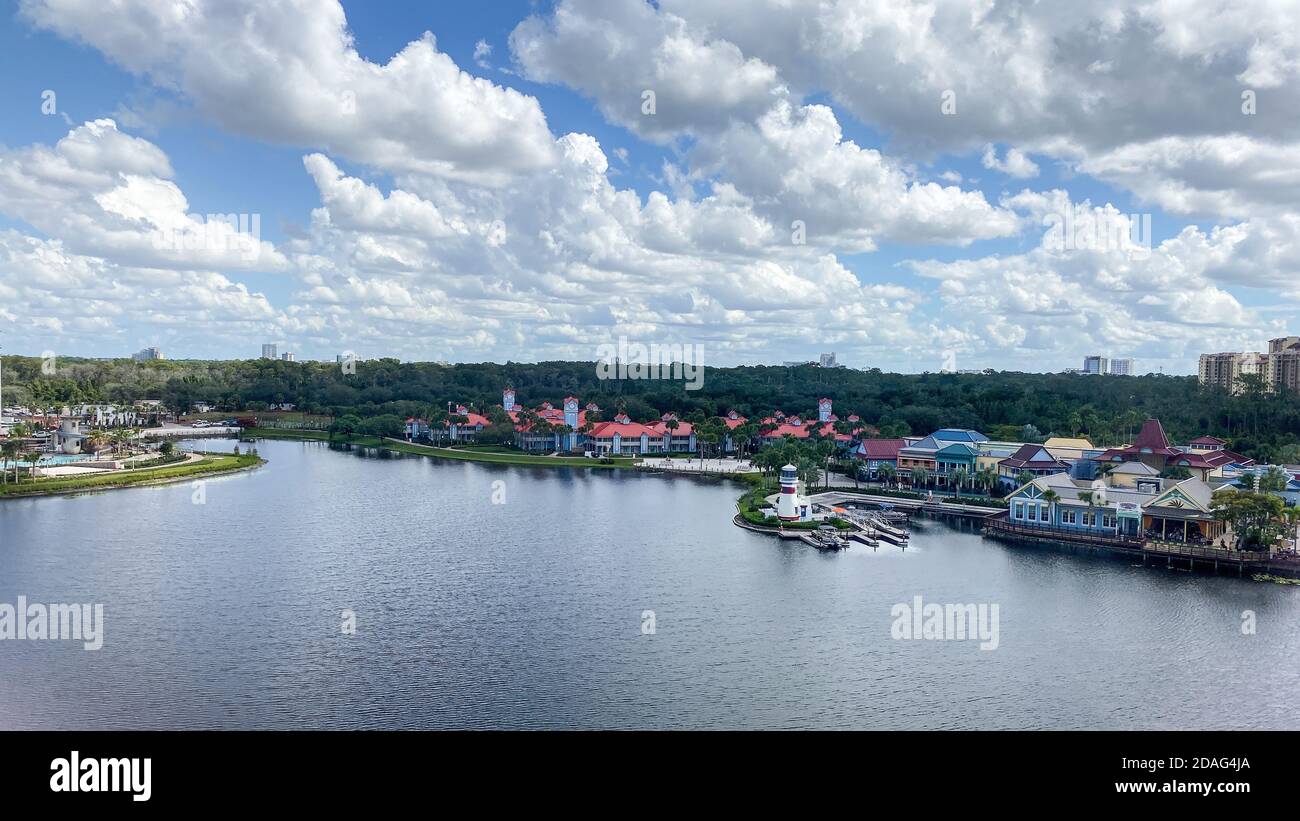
[1142,479,1228,545]
[1007,473,1146,538]
[404,405,491,443]
[996,443,1073,486]
[1186,435,1228,453]
[896,429,988,483]
[1006,471,1228,544]
[897,435,940,479]
[585,415,668,455]
[1042,437,1096,461]
[854,438,906,478]
[934,441,980,481]
[757,399,870,446]
[1102,461,1163,492]
[1093,418,1255,481]
[508,396,589,452]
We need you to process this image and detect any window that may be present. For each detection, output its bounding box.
[1039,505,1050,522]
[1081,512,1094,527]
[1013,502,1024,519]
[1103,515,1116,529]
[1061,510,1077,524]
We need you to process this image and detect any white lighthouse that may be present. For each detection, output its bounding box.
[777,463,802,521]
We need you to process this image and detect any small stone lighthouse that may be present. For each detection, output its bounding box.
[777,463,802,521]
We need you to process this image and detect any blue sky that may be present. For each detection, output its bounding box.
[1,0,1296,373]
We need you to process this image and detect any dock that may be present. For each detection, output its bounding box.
[804,490,1003,520]
[982,516,1300,578]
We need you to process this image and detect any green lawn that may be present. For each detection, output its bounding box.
[240,428,637,468]
[243,427,333,441]
[384,439,636,467]
[0,453,264,497]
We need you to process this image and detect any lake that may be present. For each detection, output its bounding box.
[1,438,1297,729]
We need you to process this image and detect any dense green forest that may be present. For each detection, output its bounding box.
[4,356,1299,462]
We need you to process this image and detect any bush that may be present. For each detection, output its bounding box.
[942,495,1008,508]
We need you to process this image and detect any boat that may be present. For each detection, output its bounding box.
[850,532,879,547]
[867,514,909,543]
[875,529,908,546]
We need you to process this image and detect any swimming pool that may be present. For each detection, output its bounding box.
[1,452,104,467]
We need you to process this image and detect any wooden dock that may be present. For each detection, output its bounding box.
[982,516,1300,578]
[806,490,1003,520]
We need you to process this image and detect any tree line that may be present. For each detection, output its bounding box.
[3,356,1299,462]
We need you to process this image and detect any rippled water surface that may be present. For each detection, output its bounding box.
[2,438,1298,729]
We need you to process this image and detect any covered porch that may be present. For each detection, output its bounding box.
[1142,510,1225,546]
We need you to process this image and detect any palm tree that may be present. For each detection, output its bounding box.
[951,467,969,496]
[1284,507,1300,548]
[112,428,137,466]
[909,467,926,488]
[23,450,43,483]
[1,439,20,485]
[1040,489,1060,526]
[664,417,680,451]
[815,439,835,489]
[878,462,897,488]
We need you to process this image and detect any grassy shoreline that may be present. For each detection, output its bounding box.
[0,453,265,498]
[241,428,639,468]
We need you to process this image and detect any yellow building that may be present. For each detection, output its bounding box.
[1043,437,1095,461]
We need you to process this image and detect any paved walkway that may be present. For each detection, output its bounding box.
[638,457,758,474]
[37,451,203,478]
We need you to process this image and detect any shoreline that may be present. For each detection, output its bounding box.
[242,427,651,470]
[0,453,266,499]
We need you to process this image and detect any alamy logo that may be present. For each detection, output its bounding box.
[50,751,151,802]
[151,212,262,262]
[891,595,1000,650]
[0,596,103,650]
[594,336,705,391]
[1043,203,1151,257]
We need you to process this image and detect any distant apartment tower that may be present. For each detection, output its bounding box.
[132,346,163,361]
[1267,336,1300,394]
[1109,357,1134,376]
[280,352,296,362]
[1082,355,1108,375]
[819,352,838,368]
[261,344,277,359]
[1199,350,1267,393]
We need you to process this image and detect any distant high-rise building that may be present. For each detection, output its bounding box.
[261,344,277,359]
[1083,355,1108,375]
[1199,350,1267,393]
[1109,357,1134,376]
[1269,336,1300,354]
[280,352,295,362]
[1266,336,1300,394]
[131,346,163,361]
[819,352,838,368]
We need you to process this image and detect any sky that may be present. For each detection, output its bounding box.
[0,0,1297,374]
